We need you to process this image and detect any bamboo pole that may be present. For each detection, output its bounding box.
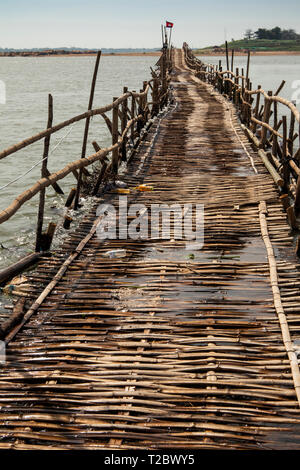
[259,200,300,407]
[294,176,300,215]
[0,252,45,286]
[282,115,290,189]
[131,92,136,140]
[92,141,107,195]
[260,91,272,148]
[121,86,128,162]
[0,115,141,224]
[230,49,234,72]
[225,41,229,72]
[74,50,101,209]
[5,210,107,344]
[112,97,119,175]
[35,94,53,252]
[246,50,251,82]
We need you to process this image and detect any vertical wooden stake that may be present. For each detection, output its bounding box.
[74,50,101,209]
[246,50,251,82]
[252,85,261,133]
[112,97,119,175]
[35,94,53,252]
[225,41,229,71]
[121,87,128,162]
[282,115,290,188]
[152,78,159,116]
[272,100,278,159]
[260,91,272,148]
[131,92,136,140]
[231,49,234,72]
[294,176,300,215]
[288,103,296,156]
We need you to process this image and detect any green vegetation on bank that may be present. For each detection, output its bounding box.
[194,27,300,53]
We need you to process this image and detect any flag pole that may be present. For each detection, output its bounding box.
[167,26,172,67]
[161,24,164,47]
[168,26,172,49]
[164,26,168,46]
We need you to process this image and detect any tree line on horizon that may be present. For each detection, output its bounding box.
[244,27,300,41]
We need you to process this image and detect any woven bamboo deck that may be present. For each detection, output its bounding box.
[0,49,299,450]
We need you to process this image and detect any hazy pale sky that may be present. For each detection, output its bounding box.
[1,0,299,49]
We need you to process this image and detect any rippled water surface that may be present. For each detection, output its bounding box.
[0,54,299,269]
[0,55,157,268]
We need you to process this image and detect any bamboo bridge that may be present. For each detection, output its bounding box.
[0,45,300,450]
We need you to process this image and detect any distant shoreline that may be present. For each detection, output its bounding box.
[1,50,299,58]
[0,51,161,58]
[196,50,300,56]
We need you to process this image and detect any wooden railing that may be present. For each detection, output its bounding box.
[0,46,172,271]
[183,42,300,232]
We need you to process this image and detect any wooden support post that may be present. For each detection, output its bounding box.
[231,49,234,72]
[112,96,119,175]
[92,141,107,195]
[74,50,101,210]
[260,91,272,149]
[252,85,261,133]
[275,80,286,96]
[288,103,296,156]
[161,47,167,94]
[152,78,159,116]
[282,115,290,189]
[287,205,297,230]
[280,194,290,211]
[246,78,251,126]
[35,94,53,252]
[294,176,300,215]
[246,50,251,82]
[65,188,76,208]
[295,236,300,257]
[0,253,45,287]
[121,86,128,162]
[143,80,148,122]
[225,41,229,71]
[131,92,136,139]
[39,222,56,252]
[63,215,73,230]
[272,100,278,159]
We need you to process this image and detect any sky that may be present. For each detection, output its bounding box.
[0,0,300,49]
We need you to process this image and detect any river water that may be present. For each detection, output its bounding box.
[0,54,299,270]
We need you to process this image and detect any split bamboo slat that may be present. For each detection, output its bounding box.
[0,47,299,450]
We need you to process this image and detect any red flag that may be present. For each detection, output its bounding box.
[166,21,173,28]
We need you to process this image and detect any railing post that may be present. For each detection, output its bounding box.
[282,115,290,189]
[272,100,278,159]
[288,102,296,156]
[112,97,119,175]
[121,86,128,162]
[74,50,101,210]
[35,93,53,252]
[252,85,261,133]
[152,78,159,116]
[161,46,167,95]
[260,91,272,148]
[131,92,136,141]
